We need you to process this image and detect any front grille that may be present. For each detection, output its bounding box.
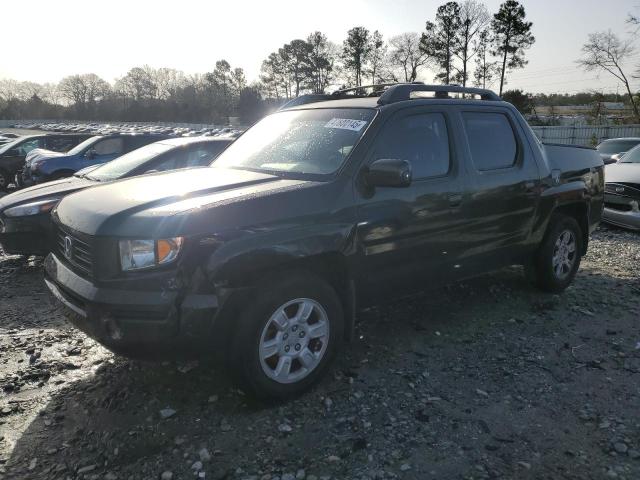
[605,202,633,212]
[605,183,640,201]
[56,226,94,276]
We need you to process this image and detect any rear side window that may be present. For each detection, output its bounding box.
[46,137,75,152]
[376,113,450,179]
[93,137,124,155]
[463,112,517,171]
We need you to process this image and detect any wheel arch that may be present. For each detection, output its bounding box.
[213,251,356,342]
[551,202,589,255]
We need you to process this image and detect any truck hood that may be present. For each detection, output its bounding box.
[55,167,312,236]
[25,148,66,164]
[605,162,640,184]
[0,176,96,211]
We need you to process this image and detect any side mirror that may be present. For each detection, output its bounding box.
[365,158,412,188]
[603,156,618,165]
[85,149,97,160]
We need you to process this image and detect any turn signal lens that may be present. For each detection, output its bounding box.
[119,236,184,271]
[157,237,183,265]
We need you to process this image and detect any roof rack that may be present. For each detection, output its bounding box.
[377,83,501,104]
[278,82,501,110]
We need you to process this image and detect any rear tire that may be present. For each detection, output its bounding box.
[526,214,583,293]
[230,271,344,400]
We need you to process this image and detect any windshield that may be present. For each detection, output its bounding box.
[86,142,174,181]
[597,139,640,154]
[620,144,640,163]
[66,136,101,156]
[213,108,375,177]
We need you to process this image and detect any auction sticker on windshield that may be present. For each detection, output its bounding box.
[325,118,368,131]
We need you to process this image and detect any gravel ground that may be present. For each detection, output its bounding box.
[0,226,639,480]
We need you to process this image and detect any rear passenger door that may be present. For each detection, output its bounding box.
[355,107,467,300]
[458,107,541,271]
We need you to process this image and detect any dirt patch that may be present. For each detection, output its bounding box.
[0,226,639,480]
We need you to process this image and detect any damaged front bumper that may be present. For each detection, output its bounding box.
[44,252,221,358]
[603,196,640,231]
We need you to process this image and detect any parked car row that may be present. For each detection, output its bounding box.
[0,125,245,191]
[13,121,244,138]
[0,136,233,255]
[0,134,93,189]
[18,133,172,187]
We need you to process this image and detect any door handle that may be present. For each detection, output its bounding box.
[448,193,462,207]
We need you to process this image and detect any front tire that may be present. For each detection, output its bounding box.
[230,271,344,400]
[526,214,583,293]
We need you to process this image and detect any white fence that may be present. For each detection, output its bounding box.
[530,125,640,146]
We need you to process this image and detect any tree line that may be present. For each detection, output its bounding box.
[2,0,536,124]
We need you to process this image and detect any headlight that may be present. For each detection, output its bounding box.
[31,159,45,172]
[3,198,60,217]
[119,237,184,271]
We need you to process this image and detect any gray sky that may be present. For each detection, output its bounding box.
[2,0,639,94]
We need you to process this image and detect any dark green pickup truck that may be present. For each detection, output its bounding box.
[44,84,604,399]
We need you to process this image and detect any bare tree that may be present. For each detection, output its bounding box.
[41,82,63,105]
[577,30,639,121]
[0,79,22,101]
[115,67,157,101]
[388,32,431,82]
[455,0,490,86]
[153,68,186,100]
[83,73,111,105]
[59,75,89,106]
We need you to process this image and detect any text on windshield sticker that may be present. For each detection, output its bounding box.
[324,118,368,131]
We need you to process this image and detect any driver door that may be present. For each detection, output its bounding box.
[85,137,124,166]
[354,107,467,302]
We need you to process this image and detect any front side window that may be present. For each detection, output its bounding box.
[93,137,124,156]
[463,112,517,171]
[67,136,100,156]
[213,108,375,177]
[375,112,450,179]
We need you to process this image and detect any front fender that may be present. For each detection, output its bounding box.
[201,223,357,287]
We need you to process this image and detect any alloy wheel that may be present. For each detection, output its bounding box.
[552,229,577,280]
[258,298,330,384]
